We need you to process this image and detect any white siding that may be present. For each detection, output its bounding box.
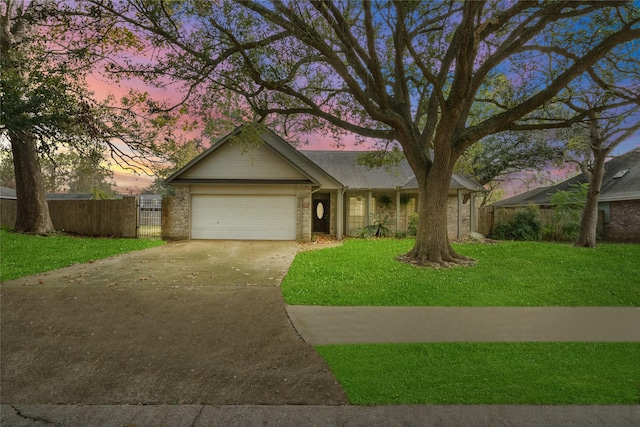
[182,143,307,180]
[191,194,296,240]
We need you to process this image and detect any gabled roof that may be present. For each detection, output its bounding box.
[166,126,342,188]
[301,150,484,192]
[167,125,483,192]
[492,147,640,207]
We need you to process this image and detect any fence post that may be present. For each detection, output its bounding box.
[122,196,138,238]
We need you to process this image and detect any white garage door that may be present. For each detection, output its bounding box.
[191,195,297,240]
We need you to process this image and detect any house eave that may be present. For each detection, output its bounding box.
[170,179,315,186]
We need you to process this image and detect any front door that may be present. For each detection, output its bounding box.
[312,194,330,234]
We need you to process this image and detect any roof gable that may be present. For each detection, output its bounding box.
[179,141,307,181]
[167,126,482,192]
[167,126,341,187]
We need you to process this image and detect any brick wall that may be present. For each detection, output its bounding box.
[605,200,640,242]
[161,186,190,240]
[296,186,312,241]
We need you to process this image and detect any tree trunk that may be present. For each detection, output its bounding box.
[574,150,607,248]
[11,131,55,234]
[402,155,474,267]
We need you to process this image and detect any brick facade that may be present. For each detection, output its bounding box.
[296,186,312,241]
[344,191,474,238]
[161,186,190,240]
[605,200,640,242]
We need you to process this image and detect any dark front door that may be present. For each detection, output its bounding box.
[312,195,330,234]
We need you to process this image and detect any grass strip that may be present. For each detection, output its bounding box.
[283,239,640,306]
[0,229,165,281]
[316,342,640,405]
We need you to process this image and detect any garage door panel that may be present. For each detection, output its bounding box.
[191,195,296,240]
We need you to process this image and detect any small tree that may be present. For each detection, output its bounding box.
[545,183,588,241]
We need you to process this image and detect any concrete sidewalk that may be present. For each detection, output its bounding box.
[286,306,640,345]
[3,404,640,427]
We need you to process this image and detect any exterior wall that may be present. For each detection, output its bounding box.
[342,191,473,238]
[181,143,307,180]
[605,200,640,242]
[162,184,313,242]
[447,194,472,239]
[162,186,190,240]
[296,186,312,241]
[329,192,337,237]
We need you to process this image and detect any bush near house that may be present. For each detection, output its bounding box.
[490,206,542,241]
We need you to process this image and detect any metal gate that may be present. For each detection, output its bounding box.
[137,195,162,239]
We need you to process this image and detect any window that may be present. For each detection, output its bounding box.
[349,196,365,231]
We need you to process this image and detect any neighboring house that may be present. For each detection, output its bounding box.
[45,193,94,201]
[491,148,640,242]
[0,186,17,200]
[162,126,483,241]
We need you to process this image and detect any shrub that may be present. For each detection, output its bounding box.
[543,183,588,241]
[491,206,541,241]
[361,215,394,238]
[407,213,418,236]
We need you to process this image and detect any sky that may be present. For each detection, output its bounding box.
[86,64,640,195]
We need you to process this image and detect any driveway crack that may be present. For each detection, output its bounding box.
[10,405,57,425]
[190,404,205,427]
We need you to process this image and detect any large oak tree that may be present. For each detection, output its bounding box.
[89,0,640,265]
[1,0,166,234]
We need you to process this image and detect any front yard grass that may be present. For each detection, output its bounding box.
[282,239,640,306]
[0,229,165,281]
[284,239,640,404]
[317,342,640,405]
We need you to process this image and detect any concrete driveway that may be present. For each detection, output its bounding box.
[0,241,347,405]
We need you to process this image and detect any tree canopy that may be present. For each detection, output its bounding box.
[0,0,174,233]
[9,1,639,262]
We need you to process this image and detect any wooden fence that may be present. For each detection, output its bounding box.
[477,206,556,236]
[1,197,138,238]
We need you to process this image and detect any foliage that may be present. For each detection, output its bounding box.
[545,183,589,241]
[317,343,640,404]
[360,215,393,238]
[81,0,640,264]
[281,239,640,306]
[377,194,392,208]
[455,131,564,203]
[147,138,205,196]
[0,1,179,233]
[0,149,116,195]
[0,229,164,281]
[491,206,542,241]
[407,213,418,237]
[399,194,412,207]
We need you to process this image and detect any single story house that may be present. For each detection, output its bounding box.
[162,126,483,241]
[491,147,640,242]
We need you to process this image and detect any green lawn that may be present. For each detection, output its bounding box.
[0,229,165,281]
[284,239,640,404]
[317,343,640,405]
[282,239,640,306]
